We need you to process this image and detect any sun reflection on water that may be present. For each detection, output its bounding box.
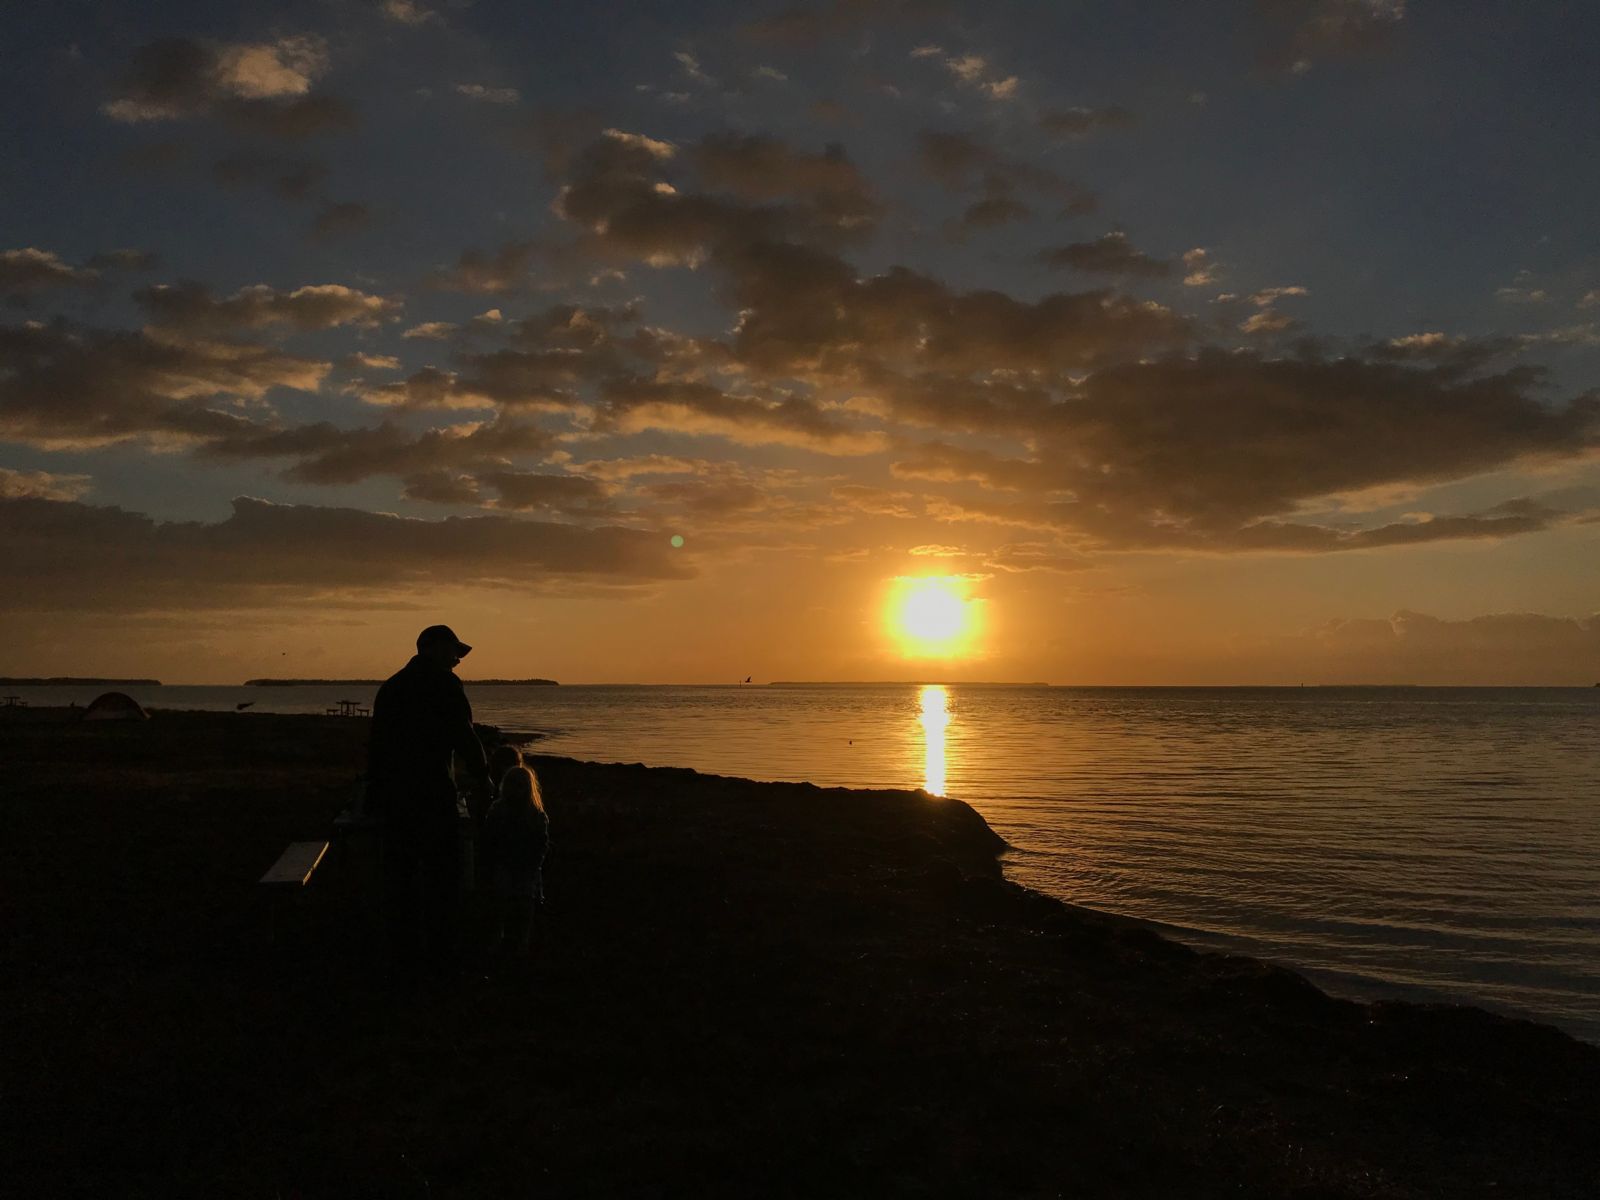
[919,684,950,796]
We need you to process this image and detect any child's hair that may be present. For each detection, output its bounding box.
[487,744,522,783]
[498,764,544,812]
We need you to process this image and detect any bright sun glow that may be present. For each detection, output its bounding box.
[888,576,979,658]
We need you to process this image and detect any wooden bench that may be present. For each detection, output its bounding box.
[260,840,328,886]
[260,841,329,941]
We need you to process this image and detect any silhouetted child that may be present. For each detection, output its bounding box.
[482,765,549,957]
[476,744,523,822]
[487,744,522,790]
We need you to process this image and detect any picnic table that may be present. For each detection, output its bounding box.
[325,698,370,717]
[2,695,25,708]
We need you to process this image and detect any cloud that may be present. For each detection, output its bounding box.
[1017,351,1600,547]
[1237,285,1309,334]
[672,51,718,89]
[0,320,327,449]
[1258,1,1407,72]
[136,282,398,332]
[1181,248,1218,287]
[1579,290,1600,310]
[403,321,458,340]
[363,307,651,413]
[401,471,480,504]
[0,467,92,501]
[914,48,1019,100]
[619,461,837,531]
[212,35,327,100]
[891,441,1049,486]
[201,416,555,487]
[0,494,692,614]
[831,484,920,518]
[102,36,351,136]
[1497,285,1550,304]
[1,248,98,293]
[1519,324,1600,348]
[550,129,883,269]
[982,542,1093,573]
[573,454,709,481]
[431,241,540,293]
[1037,232,1171,278]
[916,131,1096,215]
[689,133,878,208]
[480,469,612,512]
[593,377,891,454]
[379,0,441,26]
[348,367,496,411]
[455,83,521,104]
[1037,106,1136,139]
[1240,309,1297,334]
[1250,286,1309,305]
[342,352,400,371]
[716,239,1188,379]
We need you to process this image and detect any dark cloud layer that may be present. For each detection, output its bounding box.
[135,282,397,331]
[103,36,355,138]
[0,495,691,613]
[202,416,553,487]
[916,131,1096,215]
[0,320,324,448]
[1038,232,1171,278]
[1,249,99,294]
[905,351,1600,550]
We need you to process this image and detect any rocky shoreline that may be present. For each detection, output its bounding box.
[5,708,1598,1197]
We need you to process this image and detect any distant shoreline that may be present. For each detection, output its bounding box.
[766,680,1052,687]
[244,677,559,686]
[0,677,161,686]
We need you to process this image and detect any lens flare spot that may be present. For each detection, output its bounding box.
[670,534,684,548]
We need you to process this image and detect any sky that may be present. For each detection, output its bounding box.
[2,0,1598,685]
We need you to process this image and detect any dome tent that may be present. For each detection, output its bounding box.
[82,692,149,721]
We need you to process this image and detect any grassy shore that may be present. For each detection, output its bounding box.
[4,709,1598,1198]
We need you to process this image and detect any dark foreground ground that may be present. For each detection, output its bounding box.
[4,710,1598,1199]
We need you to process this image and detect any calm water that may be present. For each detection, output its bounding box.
[15,682,1600,1042]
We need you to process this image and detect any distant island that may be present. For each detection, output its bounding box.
[245,677,558,686]
[0,677,161,686]
[767,680,1051,687]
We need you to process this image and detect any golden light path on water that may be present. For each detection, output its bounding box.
[919,684,950,796]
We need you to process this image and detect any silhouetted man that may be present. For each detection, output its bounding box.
[368,624,488,987]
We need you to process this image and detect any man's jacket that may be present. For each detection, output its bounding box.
[366,655,487,806]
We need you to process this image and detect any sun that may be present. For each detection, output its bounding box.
[888,576,979,658]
